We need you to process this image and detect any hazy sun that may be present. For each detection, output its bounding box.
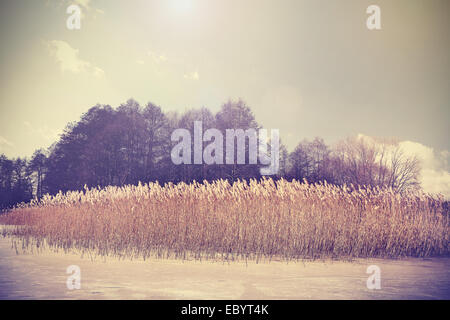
[170,0,193,13]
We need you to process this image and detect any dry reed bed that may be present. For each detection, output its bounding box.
[0,178,448,261]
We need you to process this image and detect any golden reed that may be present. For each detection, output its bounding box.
[1,178,448,261]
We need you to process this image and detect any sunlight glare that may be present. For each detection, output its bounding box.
[171,0,194,14]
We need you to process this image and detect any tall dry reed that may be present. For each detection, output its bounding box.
[0,178,448,261]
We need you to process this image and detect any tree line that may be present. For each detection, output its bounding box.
[0,98,420,210]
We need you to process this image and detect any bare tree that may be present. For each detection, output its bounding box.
[331,136,421,192]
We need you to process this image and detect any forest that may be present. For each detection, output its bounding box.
[0,98,421,211]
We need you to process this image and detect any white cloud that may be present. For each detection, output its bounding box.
[184,71,199,80]
[357,134,450,198]
[92,66,105,78]
[148,51,169,64]
[145,50,199,80]
[0,136,14,152]
[398,140,450,198]
[46,40,105,78]
[24,121,61,142]
[59,0,104,19]
[73,0,91,10]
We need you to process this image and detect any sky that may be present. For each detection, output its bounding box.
[0,0,449,194]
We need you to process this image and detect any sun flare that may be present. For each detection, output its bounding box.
[170,0,194,14]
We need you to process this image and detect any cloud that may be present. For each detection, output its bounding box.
[24,121,61,142]
[73,0,91,10]
[145,50,199,80]
[148,51,169,64]
[398,140,450,198]
[92,67,105,78]
[184,71,199,80]
[46,40,104,78]
[58,0,105,18]
[0,136,14,152]
[357,134,450,198]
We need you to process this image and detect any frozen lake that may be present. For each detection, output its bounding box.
[0,236,449,299]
